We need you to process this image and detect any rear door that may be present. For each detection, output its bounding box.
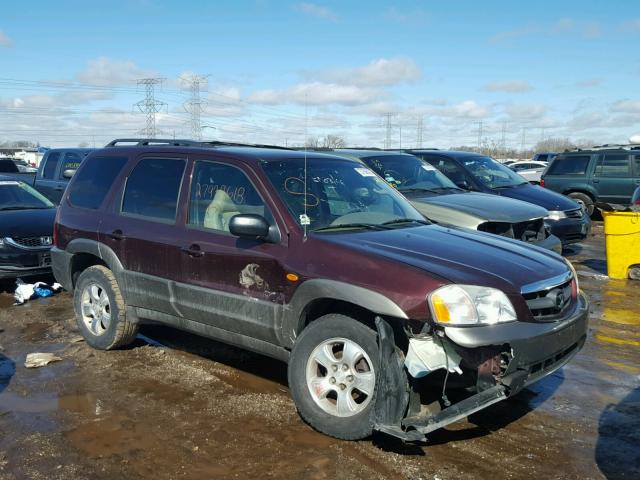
[591,153,634,203]
[633,155,640,197]
[174,157,288,344]
[35,151,62,202]
[420,155,479,191]
[109,155,188,315]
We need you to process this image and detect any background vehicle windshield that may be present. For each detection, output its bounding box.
[459,155,527,188]
[362,155,459,192]
[0,180,55,210]
[263,158,425,231]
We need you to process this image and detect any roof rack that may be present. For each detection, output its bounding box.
[105,138,292,150]
[569,143,640,152]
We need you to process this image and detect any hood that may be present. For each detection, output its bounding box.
[0,208,56,238]
[494,183,579,211]
[320,225,568,294]
[409,192,548,223]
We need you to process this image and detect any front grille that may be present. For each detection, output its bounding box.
[523,278,575,322]
[6,236,53,249]
[478,218,547,243]
[565,208,584,219]
[563,233,585,242]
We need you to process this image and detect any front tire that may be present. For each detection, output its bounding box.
[288,314,400,440]
[73,265,137,350]
[568,192,594,216]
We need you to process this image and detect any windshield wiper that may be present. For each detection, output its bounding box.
[398,187,442,194]
[0,206,27,211]
[314,223,390,232]
[381,218,430,226]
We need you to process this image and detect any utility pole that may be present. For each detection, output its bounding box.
[477,121,483,150]
[540,127,546,142]
[383,113,394,149]
[135,78,167,138]
[182,74,209,141]
[399,124,402,150]
[416,116,424,148]
[521,127,527,156]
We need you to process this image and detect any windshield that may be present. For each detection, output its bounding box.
[361,154,460,192]
[0,180,55,210]
[263,158,426,232]
[458,155,527,188]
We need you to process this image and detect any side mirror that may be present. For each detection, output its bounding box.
[62,169,76,179]
[229,214,270,240]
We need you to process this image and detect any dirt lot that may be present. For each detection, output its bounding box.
[0,221,638,480]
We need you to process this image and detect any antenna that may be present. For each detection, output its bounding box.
[134,78,167,138]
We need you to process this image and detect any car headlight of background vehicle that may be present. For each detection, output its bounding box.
[428,284,517,326]
[546,210,567,221]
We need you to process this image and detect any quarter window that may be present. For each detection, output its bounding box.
[68,156,128,210]
[122,158,185,221]
[188,161,268,233]
[546,155,590,175]
[595,154,630,177]
[43,152,61,179]
[633,156,640,176]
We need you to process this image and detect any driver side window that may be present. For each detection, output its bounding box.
[188,161,270,233]
[424,157,467,186]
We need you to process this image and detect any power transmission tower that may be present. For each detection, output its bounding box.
[182,74,209,141]
[521,127,527,155]
[135,78,167,138]
[383,113,394,149]
[477,121,483,149]
[501,122,507,151]
[416,117,424,148]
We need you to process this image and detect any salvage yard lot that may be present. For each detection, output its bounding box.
[0,222,638,480]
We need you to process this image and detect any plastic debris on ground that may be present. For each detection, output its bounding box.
[24,352,62,368]
[14,279,62,305]
[404,335,463,378]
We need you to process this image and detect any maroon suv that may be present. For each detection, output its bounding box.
[52,139,589,442]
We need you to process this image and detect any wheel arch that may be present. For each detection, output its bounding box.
[66,239,125,289]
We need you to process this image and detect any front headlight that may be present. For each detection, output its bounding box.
[546,210,567,221]
[428,284,517,326]
[565,259,580,295]
[0,238,4,247]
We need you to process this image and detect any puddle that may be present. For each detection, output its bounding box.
[0,391,99,415]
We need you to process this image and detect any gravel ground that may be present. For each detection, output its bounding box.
[0,221,638,479]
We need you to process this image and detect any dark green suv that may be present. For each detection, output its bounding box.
[541,145,640,215]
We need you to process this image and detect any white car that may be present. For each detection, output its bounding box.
[508,161,548,184]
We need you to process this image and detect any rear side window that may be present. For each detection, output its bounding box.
[122,158,185,222]
[60,152,83,178]
[634,156,640,176]
[546,155,590,175]
[43,152,61,179]
[422,156,467,185]
[595,154,630,177]
[68,156,128,209]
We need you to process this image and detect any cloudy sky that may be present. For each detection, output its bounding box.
[1,0,639,149]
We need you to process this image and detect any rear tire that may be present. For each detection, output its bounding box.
[568,192,594,216]
[288,314,405,440]
[73,265,137,350]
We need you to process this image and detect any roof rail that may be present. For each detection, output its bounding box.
[105,138,292,150]
[569,143,640,152]
[106,138,201,147]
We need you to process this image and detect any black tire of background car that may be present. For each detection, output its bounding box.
[73,265,138,350]
[288,314,405,440]
[568,192,595,216]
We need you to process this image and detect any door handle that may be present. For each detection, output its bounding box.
[54,186,64,191]
[592,179,599,183]
[108,229,124,241]
[635,179,640,184]
[181,244,204,257]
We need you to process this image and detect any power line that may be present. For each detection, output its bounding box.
[134,78,167,138]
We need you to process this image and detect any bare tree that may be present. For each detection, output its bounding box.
[322,135,346,149]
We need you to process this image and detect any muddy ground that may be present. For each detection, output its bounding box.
[0,221,638,480]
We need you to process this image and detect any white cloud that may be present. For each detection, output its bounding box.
[76,57,155,86]
[622,19,640,32]
[575,78,602,88]
[317,57,421,87]
[505,103,547,120]
[0,30,12,47]
[489,26,537,44]
[249,82,383,106]
[441,100,489,119]
[295,3,338,21]
[484,80,533,93]
[611,99,640,114]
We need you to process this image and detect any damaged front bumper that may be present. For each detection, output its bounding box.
[376,292,589,442]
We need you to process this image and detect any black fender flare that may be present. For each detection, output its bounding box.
[65,239,127,299]
[281,279,408,347]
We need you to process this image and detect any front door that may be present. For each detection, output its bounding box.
[35,151,62,202]
[174,158,288,344]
